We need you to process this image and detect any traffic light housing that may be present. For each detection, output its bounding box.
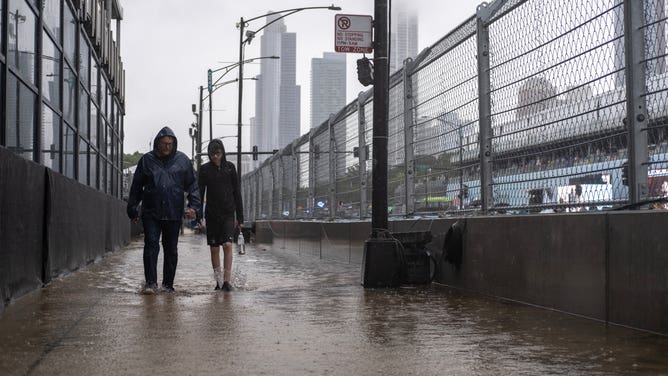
[252,145,258,161]
[621,162,628,186]
[357,57,374,87]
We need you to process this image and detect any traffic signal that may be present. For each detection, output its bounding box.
[621,162,628,186]
[252,145,258,161]
[356,57,374,86]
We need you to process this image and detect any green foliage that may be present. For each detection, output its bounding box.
[123,151,143,169]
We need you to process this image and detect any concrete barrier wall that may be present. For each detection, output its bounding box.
[46,170,131,279]
[0,147,131,313]
[0,148,46,311]
[255,212,668,335]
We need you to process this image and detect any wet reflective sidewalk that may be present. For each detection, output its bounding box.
[1,233,667,376]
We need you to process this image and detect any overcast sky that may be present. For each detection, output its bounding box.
[120,1,477,154]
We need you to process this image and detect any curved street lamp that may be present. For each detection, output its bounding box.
[235,4,342,182]
[206,56,278,142]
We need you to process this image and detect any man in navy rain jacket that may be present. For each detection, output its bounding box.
[127,126,201,292]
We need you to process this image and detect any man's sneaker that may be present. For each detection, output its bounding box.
[161,285,175,293]
[221,282,234,292]
[141,282,158,294]
[214,283,221,291]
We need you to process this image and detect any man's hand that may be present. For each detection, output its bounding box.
[184,208,196,219]
[132,217,139,224]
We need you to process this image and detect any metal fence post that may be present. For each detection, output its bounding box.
[291,143,298,220]
[358,92,369,219]
[268,163,274,219]
[403,58,416,216]
[624,0,650,204]
[277,157,285,219]
[476,2,499,213]
[309,133,316,219]
[329,114,337,220]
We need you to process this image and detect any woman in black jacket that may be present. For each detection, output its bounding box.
[198,139,244,291]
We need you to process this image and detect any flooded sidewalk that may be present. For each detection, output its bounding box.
[1,233,667,375]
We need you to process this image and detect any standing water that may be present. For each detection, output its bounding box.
[0,232,666,375]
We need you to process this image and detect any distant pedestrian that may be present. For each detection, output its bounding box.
[127,126,201,292]
[198,139,244,291]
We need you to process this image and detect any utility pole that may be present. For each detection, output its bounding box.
[370,0,389,235]
[362,0,399,288]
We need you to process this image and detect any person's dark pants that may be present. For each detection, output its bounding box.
[142,218,182,288]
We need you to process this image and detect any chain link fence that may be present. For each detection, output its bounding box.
[242,0,668,222]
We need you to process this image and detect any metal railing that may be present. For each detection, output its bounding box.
[242,0,668,221]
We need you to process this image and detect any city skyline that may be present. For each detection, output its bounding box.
[389,0,418,73]
[310,52,346,129]
[251,14,301,162]
[120,1,477,154]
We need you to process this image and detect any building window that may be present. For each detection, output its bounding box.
[63,1,76,65]
[79,88,89,138]
[6,73,36,160]
[100,120,107,157]
[78,138,89,185]
[100,78,107,119]
[63,62,75,124]
[41,103,61,171]
[42,0,61,41]
[100,159,107,193]
[8,0,37,85]
[79,35,89,88]
[91,62,99,103]
[106,161,112,195]
[90,150,98,189]
[63,124,76,179]
[90,105,98,149]
[41,31,61,107]
[106,124,112,157]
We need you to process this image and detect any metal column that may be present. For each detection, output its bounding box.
[476,1,502,213]
[329,114,337,220]
[402,58,416,216]
[357,93,369,219]
[624,0,650,204]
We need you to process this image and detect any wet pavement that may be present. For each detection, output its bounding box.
[1,232,667,376]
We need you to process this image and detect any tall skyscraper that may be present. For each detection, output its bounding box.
[390,1,418,74]
[251,14,300,161]
[310,52,346,129]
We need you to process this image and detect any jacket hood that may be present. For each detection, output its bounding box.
[207,139,227,163]
[153,126,178,155]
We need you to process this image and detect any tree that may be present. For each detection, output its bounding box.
[123,151,143,170]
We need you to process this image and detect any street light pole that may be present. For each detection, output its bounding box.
[206,58,275,172]
[197,86,204,170]
[236,16,245,183]
[235,5,341,182]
